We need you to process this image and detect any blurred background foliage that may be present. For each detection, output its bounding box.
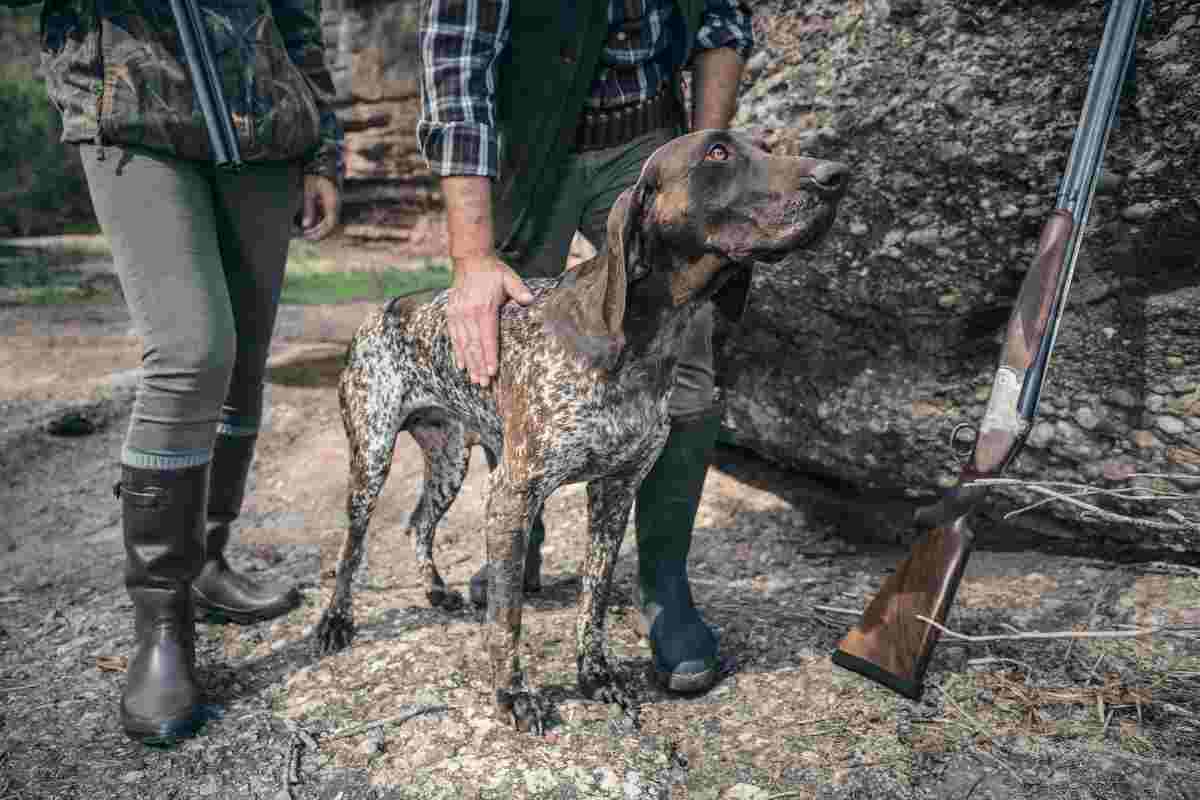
[1,4,96,237]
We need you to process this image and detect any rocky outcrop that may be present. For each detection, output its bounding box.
[313,0,1198,553]
[320,0,445,249]
[718,0,1200,554]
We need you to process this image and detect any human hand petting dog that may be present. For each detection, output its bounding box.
[448,254,533,387]
[442,176,535,387]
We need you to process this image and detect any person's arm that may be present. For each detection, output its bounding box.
[690,1,754,130]
[418,0,531,388]
[270,0,343,239]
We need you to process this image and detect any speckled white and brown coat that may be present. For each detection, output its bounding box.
[315,130,848,732]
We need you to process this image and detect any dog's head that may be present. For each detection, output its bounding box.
[546,130,847,370]
[611,129,848,311]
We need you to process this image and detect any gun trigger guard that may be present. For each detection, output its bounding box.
[949,423,977,463]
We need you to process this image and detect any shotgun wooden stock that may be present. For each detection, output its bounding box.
[832,213,1072,700]
[832,0,1146,700]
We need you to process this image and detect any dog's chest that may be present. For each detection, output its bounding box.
[506,354,672,487]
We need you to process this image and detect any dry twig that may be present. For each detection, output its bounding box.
[0,682,42,694]
[813,605,864,616]
[327,704,450,740]
[968,476,1200,532]
[914,614,1197,643]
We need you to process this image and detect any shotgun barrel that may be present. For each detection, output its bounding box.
[832,0,1147,701]
[169,0,243,170]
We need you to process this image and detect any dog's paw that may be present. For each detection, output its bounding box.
[495,681,552,736]
[313,609,355,655]
[426,584,464,611]
[578,654,641,728]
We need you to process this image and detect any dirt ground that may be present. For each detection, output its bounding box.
[2,244,1200,799]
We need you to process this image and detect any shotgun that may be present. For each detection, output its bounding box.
[169,0,243,170]
[832,0,1147,701]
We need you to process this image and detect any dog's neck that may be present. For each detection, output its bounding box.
[620,250,727,364]
[542,246,730,378]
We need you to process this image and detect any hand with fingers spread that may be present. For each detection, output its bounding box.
[447,253,533,387]
[442,175,534,387]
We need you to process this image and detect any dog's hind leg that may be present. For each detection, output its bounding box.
[314,370,402,655]
[407,414,472,610]
[576,474,642,724]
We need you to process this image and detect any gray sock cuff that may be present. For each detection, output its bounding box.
[121,446,212,471]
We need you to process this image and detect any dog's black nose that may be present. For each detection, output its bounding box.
[811,161,849,196]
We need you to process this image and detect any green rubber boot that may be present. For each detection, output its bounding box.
[468,515,546,607]
[635,406,721,693]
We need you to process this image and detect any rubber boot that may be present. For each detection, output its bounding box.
[468,515,545,607]
[193,434,301,624]
[117,463,209,742]
[635,406,721,693]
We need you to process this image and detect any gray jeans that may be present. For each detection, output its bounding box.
[81,144,303,469]
[500,127,715,419]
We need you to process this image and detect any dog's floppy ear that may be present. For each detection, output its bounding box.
[541,174,655,372]
[542,251,627,371]
[607,179,653,286]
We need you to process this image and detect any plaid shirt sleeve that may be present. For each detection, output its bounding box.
[695,0,754,61]
[417,0,510,179]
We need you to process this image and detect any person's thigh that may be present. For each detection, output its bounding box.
[577,127,676,252]
[505,160,590,281]
[80,144,235,465]
[212,163,304,432]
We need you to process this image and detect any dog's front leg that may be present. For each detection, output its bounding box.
[482,475,549,734]
[576,475,641,724]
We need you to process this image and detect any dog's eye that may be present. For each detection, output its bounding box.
[704,143,730,162]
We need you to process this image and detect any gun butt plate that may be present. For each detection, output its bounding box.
[832,519,975,700]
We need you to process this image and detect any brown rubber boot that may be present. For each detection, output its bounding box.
[192,434,301,624]
[117,463,209,742]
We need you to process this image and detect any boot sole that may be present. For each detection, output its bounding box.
[193,589,301,626]
[653,664,718,694]
[637,600,719,694]
[121,706,208,745]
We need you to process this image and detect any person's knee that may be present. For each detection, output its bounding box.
[143,324,237,402]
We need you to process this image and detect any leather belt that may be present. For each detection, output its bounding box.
[571,88,682,153]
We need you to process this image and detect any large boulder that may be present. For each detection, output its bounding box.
[718,0,1199,554]
[321,0,445,248]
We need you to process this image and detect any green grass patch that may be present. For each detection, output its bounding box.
[0,244,78,287]
[5,286,112,305]
[0,240,120,304]
[280,261,451,305]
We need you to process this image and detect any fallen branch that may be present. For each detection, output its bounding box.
[327,704,450,740]
[968,476,1200,532]
[0,683,42,694]
[813,605,864,616]
[915,615,1200,643]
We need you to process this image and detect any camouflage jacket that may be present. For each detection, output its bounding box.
[3,0,342,181]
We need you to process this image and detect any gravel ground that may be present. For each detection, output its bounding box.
[2,295,1199,799]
